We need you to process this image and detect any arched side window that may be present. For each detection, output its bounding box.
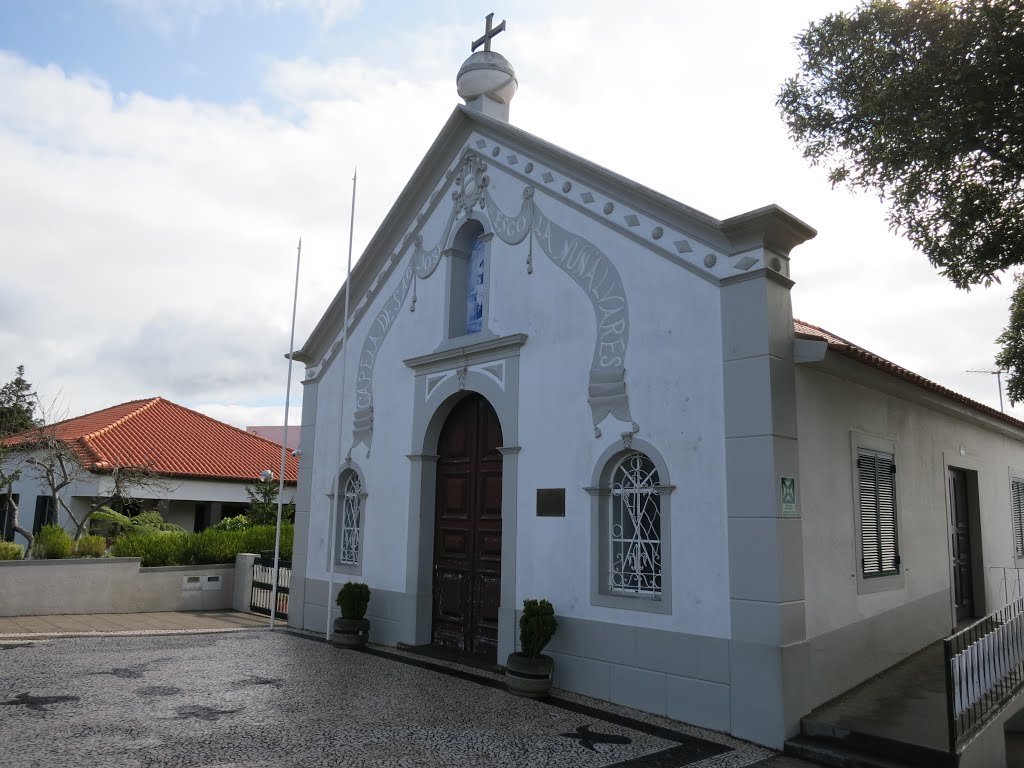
[589,442,673,614]
[336,469,365,569]
[445,220,491,340]
[609,452,662,596]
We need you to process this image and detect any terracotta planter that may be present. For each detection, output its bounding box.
[332,617,370,648]
[505,652,554,698]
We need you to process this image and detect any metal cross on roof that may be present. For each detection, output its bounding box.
[472,12,506,52]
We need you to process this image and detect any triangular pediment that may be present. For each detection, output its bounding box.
[297,105,814,373]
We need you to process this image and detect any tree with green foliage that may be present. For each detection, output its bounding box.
[778,0,1024,399]
[244,472,295,526]
[0,365,39,436]
[87,507,185,539]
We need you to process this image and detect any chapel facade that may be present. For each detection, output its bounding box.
[289,21,1024,753]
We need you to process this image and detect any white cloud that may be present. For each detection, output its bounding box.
[1,0,1020,431]
[101,0,362,34]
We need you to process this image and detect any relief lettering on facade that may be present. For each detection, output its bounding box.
[483,183,637,435]
[352,202,460,452]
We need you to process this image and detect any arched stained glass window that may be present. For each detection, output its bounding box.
[465,235,486,334]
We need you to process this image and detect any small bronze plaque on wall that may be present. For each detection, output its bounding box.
[536,488,565,517]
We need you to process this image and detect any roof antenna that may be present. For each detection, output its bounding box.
[966,369,1006,413]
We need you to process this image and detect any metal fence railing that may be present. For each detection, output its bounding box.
[944,595,1024,751]
[988,566,1024,609]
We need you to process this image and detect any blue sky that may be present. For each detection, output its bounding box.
[0,0,1019,427]
[0,2,341,104]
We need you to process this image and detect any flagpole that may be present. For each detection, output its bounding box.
[269,237,302,631]
[326,168,358,642]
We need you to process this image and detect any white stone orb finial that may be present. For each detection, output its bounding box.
[458,14,516,122]
[458,51,517,104]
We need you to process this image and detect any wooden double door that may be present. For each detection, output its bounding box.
[432,394,503,660]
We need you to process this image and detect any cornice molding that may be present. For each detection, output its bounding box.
[404,333,528,373]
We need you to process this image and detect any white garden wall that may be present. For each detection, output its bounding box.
[0,558,237,616]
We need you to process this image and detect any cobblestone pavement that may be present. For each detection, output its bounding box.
[0,629,821,768]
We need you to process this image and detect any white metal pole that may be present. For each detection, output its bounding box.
[326,168,358,642]
[269,238,302,631]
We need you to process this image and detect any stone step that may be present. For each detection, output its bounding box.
[793,719,954,768]
[784,736,933,768]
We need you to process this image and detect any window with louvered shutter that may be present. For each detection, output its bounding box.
[1011,477,1024,559]
[858,448,900,577]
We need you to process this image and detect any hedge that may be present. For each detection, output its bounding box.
[111,524,293,567]
[33,525,74,559]
[0,541,24,560]
[74,535,107,558]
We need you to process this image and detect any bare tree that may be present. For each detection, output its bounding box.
[21,431,91,540]
[90,461,175,518]
[0,444,32,550]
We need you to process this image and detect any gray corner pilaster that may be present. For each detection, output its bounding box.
[406,451,439,646]
[721,265,808,748]
[288,377,318,630]
[497,445,521,661]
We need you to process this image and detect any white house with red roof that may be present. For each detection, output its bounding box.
[1,397,298,546]
[287,21,1024,765]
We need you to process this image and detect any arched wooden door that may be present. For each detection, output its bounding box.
[433,393,503,659]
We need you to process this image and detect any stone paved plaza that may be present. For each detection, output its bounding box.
[0,628,798,767]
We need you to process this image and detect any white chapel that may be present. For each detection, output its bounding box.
[289,17,1024,756]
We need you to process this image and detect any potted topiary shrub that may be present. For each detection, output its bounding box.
[332,582,371,649]
[506,598,558,698]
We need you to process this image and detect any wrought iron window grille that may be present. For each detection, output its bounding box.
[608,452,662,597]
[337,472,363,566]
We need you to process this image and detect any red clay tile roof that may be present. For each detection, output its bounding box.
[2,397,298,484]
[794,319,1024,431]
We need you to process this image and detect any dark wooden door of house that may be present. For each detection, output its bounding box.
[948,468,974,622]
[433,394,503,659]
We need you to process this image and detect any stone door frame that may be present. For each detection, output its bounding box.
[404,333,525,662]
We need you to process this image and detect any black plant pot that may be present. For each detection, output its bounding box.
[505,652,554,698]
[332,617,370,648]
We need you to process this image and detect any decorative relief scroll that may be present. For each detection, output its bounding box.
[348,149,638,454]
[352,262,414,451]
[351,188,460,453]
[483,185,638,436]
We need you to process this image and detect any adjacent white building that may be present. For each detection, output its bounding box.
[1,397,298,543]
[289,28,1024,754]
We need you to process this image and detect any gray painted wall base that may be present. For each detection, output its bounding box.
[303,579,419,647]
[543,614,732,733]
[301,585,734,736]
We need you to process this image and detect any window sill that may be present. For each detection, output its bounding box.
[856,571,904,595]
[332,562,363,578]
[591,591,671,614]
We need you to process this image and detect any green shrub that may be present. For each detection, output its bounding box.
[336,582,370,619]
[111,532,187,567]
[32,525,74,560]
[213,514,251,531]
[109,524,294,567]
[0,541,24,560]
[519,599,557,658]
[74,534,107,558]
